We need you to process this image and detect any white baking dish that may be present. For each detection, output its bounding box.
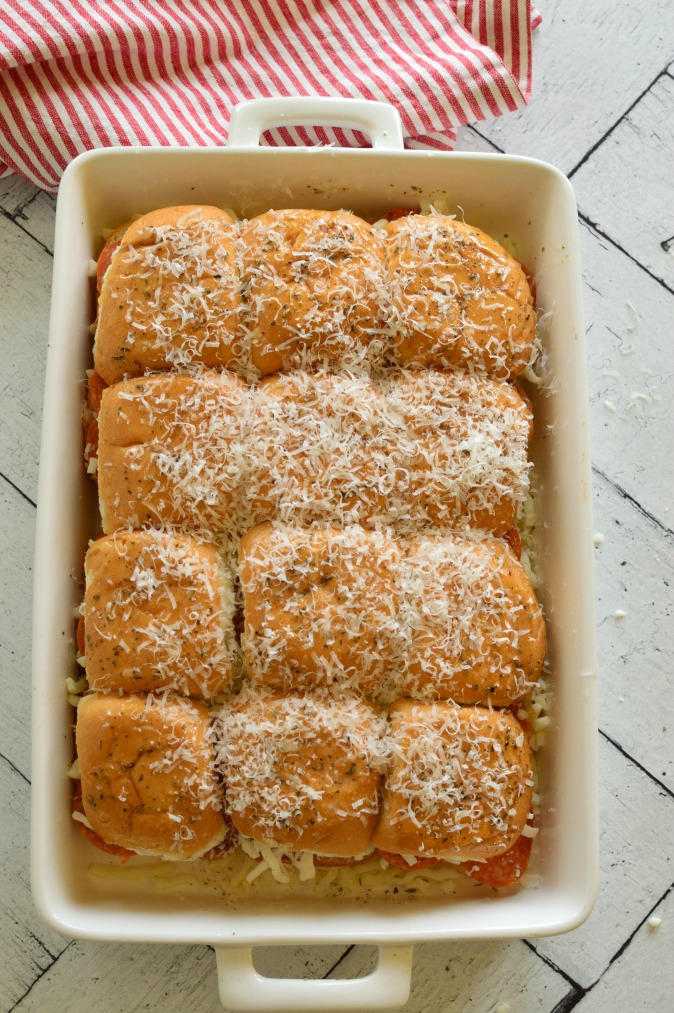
[32,97,598,1011]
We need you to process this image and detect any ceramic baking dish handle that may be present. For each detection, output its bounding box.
[227,96,404,150]
[215,944,413,1011]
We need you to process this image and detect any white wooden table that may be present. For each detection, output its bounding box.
[1,2,673,1010]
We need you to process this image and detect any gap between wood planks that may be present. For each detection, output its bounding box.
[0,204,53,259]
[0,470,37,509]
[0,750,30,787]
[7,942,74,1013]
[592,466,673,538]
[466,60,674,299]
[528,882,674,1011]
[566,67,671,179]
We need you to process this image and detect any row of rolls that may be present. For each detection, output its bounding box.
[89,367,533,540]
[81,527,544,707]
[73,203,544,888]
[75,689,533,878]
[93,205,537,384]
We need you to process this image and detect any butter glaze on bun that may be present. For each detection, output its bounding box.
[84,530,236,698]
[400,534,546,705]
[76,693,226,860]
[385,215,536,378]
[372,701,532,862]
[95,205,242,384]
[96,369,532,540]
[240,209,387,374]
[240,523,403,696]
[96,370,250,535]
[216,688,388,856]
[381,370,533,534]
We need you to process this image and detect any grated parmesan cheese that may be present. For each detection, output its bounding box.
[78,202,552,896]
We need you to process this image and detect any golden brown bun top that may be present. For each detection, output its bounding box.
[216,688,388,856]
[121,205,234,245]
[83,530,236,698]
[240,522,402,695]
[97,368,531,539]
[76,693,225,860]
[373,701,532,861]
[95,206,241,385]
[384,214,536,379]
[400,534,546,705]
[98,370,249,448]
[240,209,386,374]
[240,208,377,277]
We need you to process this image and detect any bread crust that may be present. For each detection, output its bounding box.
[217,690,386,856]
[76,693,226,859]
[97,371,250,535]
[400,535,546,704]
[95,206,242,384]
[97,370,531,538]
[240,523,402,694]
[251,372,390,528]
[240,209,386,373]
[372,701,532,861]
[382,370,533,533]
[385,215,536,378]
[84,530,236,698]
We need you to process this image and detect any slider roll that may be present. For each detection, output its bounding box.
[76,693,226,860]
[94,206,243,384]
[401,535,546,705]
[217,689,388,857]
[384,370,533,534]
[252,372,391,528]
[384,215,536,378]
[96,371,250,536]
[94,369,531,539]
[240,209,387,374]
[240,523,402,695]
[83,530,236,699]
[372,701,533,862]
[253,371,532,535]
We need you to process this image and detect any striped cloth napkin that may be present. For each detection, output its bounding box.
[0,1,541,192]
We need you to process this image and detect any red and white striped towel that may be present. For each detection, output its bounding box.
[0,1,541,192]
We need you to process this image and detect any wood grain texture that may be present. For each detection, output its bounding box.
[0,756,70,1011]
[0,480,36,779]
[14,192,56,256]
[531,735,674,988]
[0,175,39,217]
[572,74,674,290]
[572,888,673,1010]
[582,219,674,529]
[327,939,572,1013]
[0,215,51,503]
[593,470,674,789]
[478,0,674,173]
[11,941,350,1013]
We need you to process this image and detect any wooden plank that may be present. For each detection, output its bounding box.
[12,941,350,1012]
[0,755,70,1011]
[573,889,673,1010]
[593,470,674,789]
[478,0,674,173]
[0,175,40,217]
[531,735,674,987]
[572,74,674,290]
[328,938,572,1012]
[582,218,674,529]
[0,213,53,503]
[454,126,500,153]
[0,479,36,779]
[15,191,57,255]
